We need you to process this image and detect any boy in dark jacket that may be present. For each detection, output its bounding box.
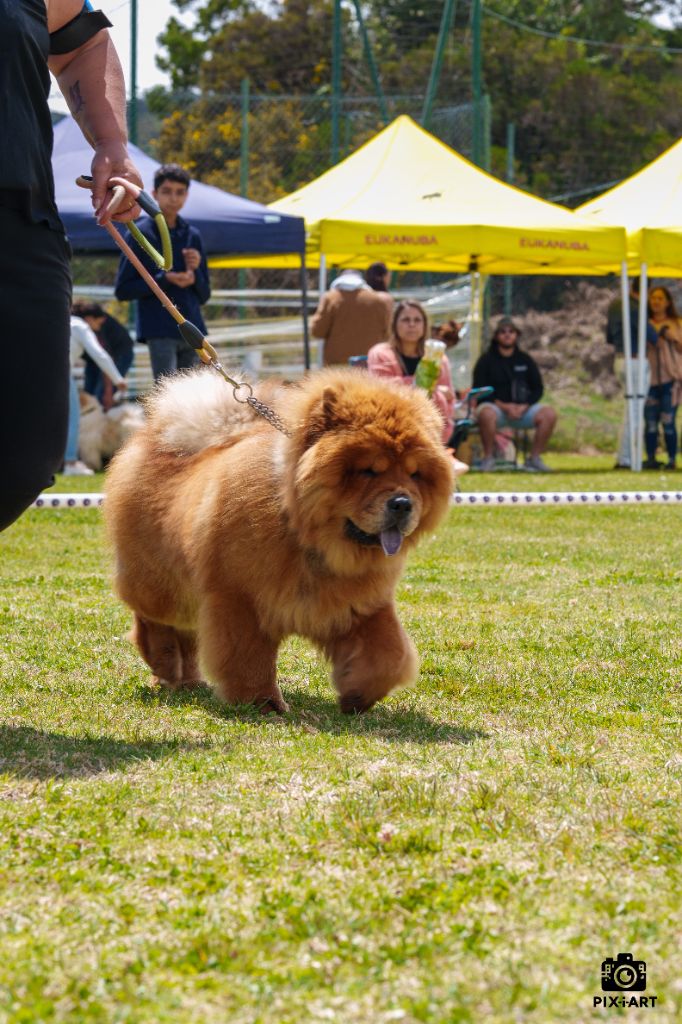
[472,317,557,472]
[115,163,210,381]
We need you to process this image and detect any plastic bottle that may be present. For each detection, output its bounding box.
[414,338,446,395]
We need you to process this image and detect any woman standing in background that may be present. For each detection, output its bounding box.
[646,286,682,469]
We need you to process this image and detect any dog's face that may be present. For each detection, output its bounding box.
[283,375,454,575]
[333,439,438,555]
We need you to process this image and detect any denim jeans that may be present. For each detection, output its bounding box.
[148,336,199,381]
[645,380,677,462]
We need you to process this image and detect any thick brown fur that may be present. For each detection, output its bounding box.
[104,367,454,713]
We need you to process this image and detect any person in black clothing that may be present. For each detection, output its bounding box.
[473,317,557,472]
[76,302,134,406]
[115,163,211,381]
[0,0,141,532]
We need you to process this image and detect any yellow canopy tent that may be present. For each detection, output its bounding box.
[578,136,682,276]
[578,136,682,470]
[211,115,625,274]
[211,116,633,462]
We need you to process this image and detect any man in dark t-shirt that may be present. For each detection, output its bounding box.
[472,317,558,472]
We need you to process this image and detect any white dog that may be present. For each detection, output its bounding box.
[79,393,146,471]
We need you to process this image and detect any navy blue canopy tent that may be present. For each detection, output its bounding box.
[52,117,311,366]
[52,117,305,256]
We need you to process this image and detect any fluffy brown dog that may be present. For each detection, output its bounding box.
[105,368,453,713]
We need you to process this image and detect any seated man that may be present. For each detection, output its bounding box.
[473,317,557,472]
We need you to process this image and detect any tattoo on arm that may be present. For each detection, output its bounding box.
[69,80,85,115]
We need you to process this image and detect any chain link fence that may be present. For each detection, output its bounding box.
[139,91,490,205]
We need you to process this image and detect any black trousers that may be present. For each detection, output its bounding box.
[0,207,71,531]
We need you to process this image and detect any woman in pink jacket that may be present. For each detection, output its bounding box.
[367,299,455,444]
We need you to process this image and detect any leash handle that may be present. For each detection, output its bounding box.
[76,175,173,270]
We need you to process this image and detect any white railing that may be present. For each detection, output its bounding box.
[74,280,473,395]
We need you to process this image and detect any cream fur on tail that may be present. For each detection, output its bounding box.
[146,368,261,456]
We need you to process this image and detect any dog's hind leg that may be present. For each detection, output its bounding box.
[130,614,199,690]
[176,630,205,688]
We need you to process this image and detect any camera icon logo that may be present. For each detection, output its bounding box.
[601,953,646,992]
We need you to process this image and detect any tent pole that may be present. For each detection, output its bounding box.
[503,123,515,315]
[636,263,649,472]
[620,262,635,470]
[300,252,311,371]
[480,273,489,338]
[316,256,327,366]
[469,271,481,369]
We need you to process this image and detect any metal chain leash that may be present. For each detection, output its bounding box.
[244,392,293,437]
[199,344,293,438]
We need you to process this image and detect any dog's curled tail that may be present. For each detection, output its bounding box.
[145,367,259,455]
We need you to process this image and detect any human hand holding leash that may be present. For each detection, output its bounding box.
[90,142,143,225]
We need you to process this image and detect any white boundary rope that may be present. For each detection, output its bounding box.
[30,491,682,510]
[452,490,682,507]
[33,493,105,508]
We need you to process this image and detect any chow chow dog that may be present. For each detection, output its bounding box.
[105,368,453,713]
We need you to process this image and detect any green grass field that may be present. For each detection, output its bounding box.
[1,461,681,1022]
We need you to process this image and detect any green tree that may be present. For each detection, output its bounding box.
[480,9,682,197]
[158,0,342,93]
[148,0,682,205]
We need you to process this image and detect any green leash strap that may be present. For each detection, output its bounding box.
[75,175,173,271]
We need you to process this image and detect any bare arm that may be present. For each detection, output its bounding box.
[72,321,126,385]
[47,0,142,223]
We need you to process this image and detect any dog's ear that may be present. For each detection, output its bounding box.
[321,386,340,425]
[301,386,345,448]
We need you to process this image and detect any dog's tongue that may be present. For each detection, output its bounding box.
[380,527,403,556]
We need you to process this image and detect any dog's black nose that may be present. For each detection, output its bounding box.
[386,494,412,519]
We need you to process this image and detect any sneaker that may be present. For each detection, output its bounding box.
[524,455,551,473]
[448,453,469,479]
[478,455,497,472]
[613,462,631,470]
[643,458,663,470]
[665,461,677,471]
[63,460,94,476]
